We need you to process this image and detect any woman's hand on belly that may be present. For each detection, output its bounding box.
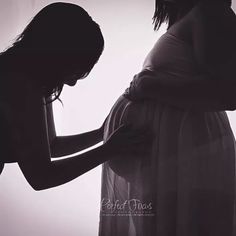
[123,67,236,111]
[124,69,158,102]
[104,124,152,158]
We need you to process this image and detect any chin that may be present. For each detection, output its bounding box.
[66,80,77,86]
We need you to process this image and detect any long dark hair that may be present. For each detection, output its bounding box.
[1,2,104,102]
[153,0,232,30]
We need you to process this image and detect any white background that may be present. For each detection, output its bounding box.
[0,1,236,235]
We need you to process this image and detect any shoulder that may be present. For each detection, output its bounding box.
[2,72,44,107]
[0,72,46,143]
[0,75,46,163]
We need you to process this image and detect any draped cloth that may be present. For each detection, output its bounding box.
[99,32,236,236]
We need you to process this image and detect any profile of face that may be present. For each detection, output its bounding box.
[13,2,104,91]
[63,70,87,86]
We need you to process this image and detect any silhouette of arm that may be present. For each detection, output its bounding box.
[125,2,236,111]
[17,88,145,191]
[125,69,236,111]
[46,102,103,157]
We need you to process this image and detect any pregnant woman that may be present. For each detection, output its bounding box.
[99,0,236,235]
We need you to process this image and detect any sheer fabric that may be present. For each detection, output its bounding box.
[99,32,236,236]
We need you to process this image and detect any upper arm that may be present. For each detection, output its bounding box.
[192,2,236,79]
[16,87,52,188]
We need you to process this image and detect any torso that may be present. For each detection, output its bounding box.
[143,1,228,74]
[0,73,23,163]
[0,71,44,163]
[166,4,194,47]
[142,6,201,78]
[167,1,234,47]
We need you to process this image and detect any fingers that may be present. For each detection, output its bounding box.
[115,124,153,138]
[119,129,153,148]
[106,123,154,155]
[119,139,153,158]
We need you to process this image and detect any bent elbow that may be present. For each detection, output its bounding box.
[31,184,44,191]
[22,170,51,191]
[18,160,53,191]
[28,179,48,191]
[31,180,50,191]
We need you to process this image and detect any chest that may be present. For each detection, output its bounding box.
[142,12,200,77]
[167,10,193,46]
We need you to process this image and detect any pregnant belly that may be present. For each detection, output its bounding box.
[104,94,235,182]
[104,95,158,137]
[104,94,160,181]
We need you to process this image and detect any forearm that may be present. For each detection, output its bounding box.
[51,128,103,157]
[32,144,113,190]
[138,72,236,111]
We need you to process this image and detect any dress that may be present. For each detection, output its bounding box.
[99,32,236,236]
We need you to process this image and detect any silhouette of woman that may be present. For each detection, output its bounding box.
[99,0,236,235]
[0,2,147,190]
